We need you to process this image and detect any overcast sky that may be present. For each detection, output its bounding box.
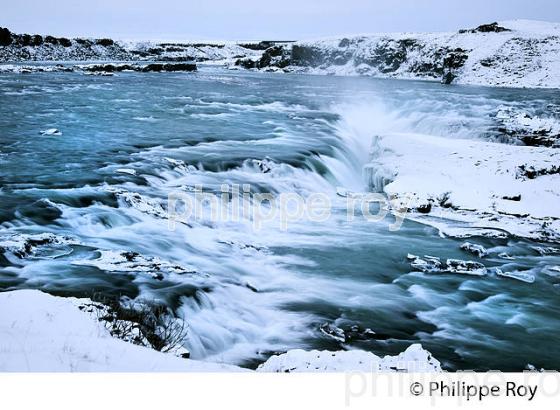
[2,0,559,41]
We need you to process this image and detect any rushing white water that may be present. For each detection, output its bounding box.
[1,67,560,370]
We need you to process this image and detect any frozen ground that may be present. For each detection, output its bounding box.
[0,290,441,372]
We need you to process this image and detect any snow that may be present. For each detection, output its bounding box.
[367,132,560,240]
[500,19,560,35]
[0,290,442,372]
[0,290,245,371]
[257,344,441,372]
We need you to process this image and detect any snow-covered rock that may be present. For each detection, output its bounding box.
[0,232,78,259]
[495,105,560,147]
[71,249,198,280]
[115,168,137,175]
[367,132,560,241]
[39,128,62,136]
[407,254,487,276]
[257,344,441,372]
[460,242,488,258]
[0,290,245,371]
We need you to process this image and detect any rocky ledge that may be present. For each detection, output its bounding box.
[0,62,197,74]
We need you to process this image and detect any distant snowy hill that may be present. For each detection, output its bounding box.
[1,20,559,88]
[0,26,271,65]
[236,20,560,88]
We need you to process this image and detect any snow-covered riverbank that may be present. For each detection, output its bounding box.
[0,290,442,372]
[2,20,560,88]
[367,132,560,241]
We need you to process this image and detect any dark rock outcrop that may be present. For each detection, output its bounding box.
[441,71,456,84]
[0,27,12,46]
[141,63,197,72]
[459,22,511,34]
[96,38,114,46]
[474,22,511,33]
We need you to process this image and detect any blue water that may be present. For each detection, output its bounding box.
[1,67,559,370]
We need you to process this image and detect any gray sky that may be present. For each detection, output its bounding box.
[2,0,559,41]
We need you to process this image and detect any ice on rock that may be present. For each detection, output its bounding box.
[446,259,487,276]
[257,343,441,372]
[407,254,487,276]
[532,246,560,256]
[408,254,444,273]
[106,187,168,219]
[542,265,560,277]
[39,128,62,136]
[116,168,137,175]
[320,322,382,344]
[495,268,536,283]
[72,249,198,280]
[0,232,79,258]
[460,242,488,258]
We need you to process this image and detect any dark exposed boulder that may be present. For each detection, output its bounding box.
[147,47,164,55]
[0,27,13,46]
[416,202,432,213]
[96,38,114,47]
[44,35,58,45]
[459,22,511,34]
[235,58,258,69]
[19,34,32,46]
[58,37,72,47]
[85,64,132,72]
[338,38,351,48]
[84,63,198,73]
[258,45,284,66]
[31,35,43,46]
[443,48,468,69]
[141,63,197,72]
[517,164,560,180]
[291,45,324,66]
[164,46,185,52]
[410,62,444,77]
[159,55,196,62]
[239,41,276,51]
[75,38,92,46]
[441,71,456,85]
[475,22,511,33]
